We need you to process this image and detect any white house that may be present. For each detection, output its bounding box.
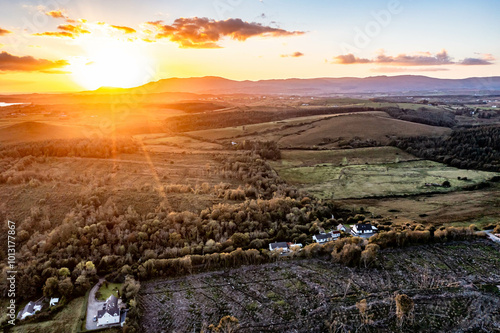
[97,295,120,326]
[18,300,43,320]
[49,298,59,307]
[269,242,289,253]
[313,231,340,244]
[337,224,346,232]
[350,223,378,237]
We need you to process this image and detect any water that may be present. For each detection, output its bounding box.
[0,102,28,107]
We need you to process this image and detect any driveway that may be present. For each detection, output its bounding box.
[86,278,106,331]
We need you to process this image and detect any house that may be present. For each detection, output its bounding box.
[313,231,340,244]
[18,300,43,320]
[287,243,303,251]
[350,223,378,237]
[337,224,346,232]
[269,242,289,253]
[49,298,59,307]
[97,295,120,326]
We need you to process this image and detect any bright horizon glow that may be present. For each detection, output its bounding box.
[69,43,156,90]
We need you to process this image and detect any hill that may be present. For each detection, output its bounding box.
[134,75,500,95]
[0,121,86,143]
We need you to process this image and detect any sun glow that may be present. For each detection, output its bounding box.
[69,42,156,90]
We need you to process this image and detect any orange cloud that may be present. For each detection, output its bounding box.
[146,17,305,48]
[45,10,66,19]
[33,31,74,38]
[0,51,68,72]
[110,25,136,34]
[0,28,12,36]
[34,23,90,38]
[57,24,90,34]
[281,51,304,58]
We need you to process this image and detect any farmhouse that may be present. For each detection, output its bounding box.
[313,231,340,243]
[97,295,120,326]
[269,242,289,253]
[350,223,378,237]
[18,300,43,320]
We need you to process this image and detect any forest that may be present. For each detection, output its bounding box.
[393,126,500,172]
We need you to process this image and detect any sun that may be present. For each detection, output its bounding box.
[69,43,156,90]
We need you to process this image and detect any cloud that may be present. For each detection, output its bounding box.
[458,54,495,66]
[333,50,494,67]
[281,51,304,58]
[0,28,12,36]
[146,17,304,48]
[0,51,68,72]
[33,31,74,38]
[334,53,371,64]
[110,25,137,34]
[34,23,90,38]
[45,10,66,19]
[57,24,90,34]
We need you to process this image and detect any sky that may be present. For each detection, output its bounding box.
[0,0,499,93]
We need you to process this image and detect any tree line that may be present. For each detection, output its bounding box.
[392,126,500,171]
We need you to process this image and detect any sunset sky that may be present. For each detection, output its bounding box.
[0,0,499,93]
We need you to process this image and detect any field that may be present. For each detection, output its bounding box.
[138,240,500,333]
[9,297,85,333]
[339,183,500,226]
[187,112,452,148]
[97,282,123,301]
[272,148,499,199]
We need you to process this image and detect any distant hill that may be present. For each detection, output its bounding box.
[0,121,86,143]
[131,75,500,95]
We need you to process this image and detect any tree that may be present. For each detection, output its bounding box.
[120,275,141,304]
[58,267,70,278]
[207,316,240,333]
[58,277,74,298]
[43,277,59,297]
[395,294,414,324]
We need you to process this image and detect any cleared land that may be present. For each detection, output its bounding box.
[138,240,500,333]
[272,148,498,199]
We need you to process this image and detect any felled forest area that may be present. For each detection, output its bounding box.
[138,240,500,333]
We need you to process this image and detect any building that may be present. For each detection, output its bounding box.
[337,224,346,232]
[313,231,340,244]
[97,295,120,327]
[288,243,303,251]
[18,300,43,320]
[350,223,378,237]
[49,298,59,307]
[269,242,289,253]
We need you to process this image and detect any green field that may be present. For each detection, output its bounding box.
[273,148,499,199]
[10,297,84,333]
[97,282,122,301]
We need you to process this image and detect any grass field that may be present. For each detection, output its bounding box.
[97,282,122,301]
[10,297,84,333]
[339,183,500,226]
[272,148,499,199]
[279,113,451,148]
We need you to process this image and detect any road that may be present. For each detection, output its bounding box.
[85,278,106,331]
